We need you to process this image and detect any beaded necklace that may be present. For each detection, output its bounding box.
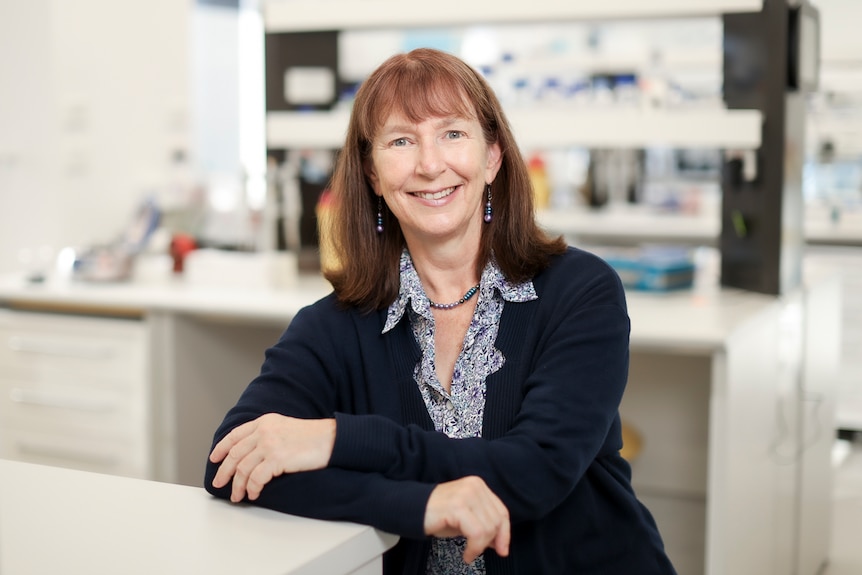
[427,284,480,310]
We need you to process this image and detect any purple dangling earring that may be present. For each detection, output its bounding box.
[376,196,384,234]
[483,183,493,223]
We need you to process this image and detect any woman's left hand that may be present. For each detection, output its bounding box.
[209,413,336,502]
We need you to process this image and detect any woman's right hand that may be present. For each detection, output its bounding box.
[424,476,510,564]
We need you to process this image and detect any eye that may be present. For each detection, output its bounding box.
[390,137,409,147]
[445,131,465,140]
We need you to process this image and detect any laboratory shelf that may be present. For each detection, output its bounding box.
[266,108,763,150]
[263,0,764,32]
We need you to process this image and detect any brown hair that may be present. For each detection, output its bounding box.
[323,47,566,311]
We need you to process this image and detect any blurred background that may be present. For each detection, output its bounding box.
[1,0,860,276]
[1,1,861,573]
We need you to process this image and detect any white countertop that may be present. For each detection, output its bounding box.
[625,286,776,353]
[0,269,778,354]
[0,459,398,575]
[0,272,333,326]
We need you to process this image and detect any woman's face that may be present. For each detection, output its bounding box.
[366,111,501,249]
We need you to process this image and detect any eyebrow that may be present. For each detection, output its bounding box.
[378,116,468,136]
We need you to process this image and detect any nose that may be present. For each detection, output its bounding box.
[415,141,445,178]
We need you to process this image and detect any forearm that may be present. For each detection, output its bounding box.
[205,459,432,539]
[328,303,630,522]
[330,413,576,521]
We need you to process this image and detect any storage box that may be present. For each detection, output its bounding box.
[600,247,695,292]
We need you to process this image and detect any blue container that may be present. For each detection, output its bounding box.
[601,248,695,292]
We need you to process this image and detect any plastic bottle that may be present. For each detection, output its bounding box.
[614,74,641,108]
[316,189,338,274]
[511,77,533,109]
[537,76,565,107]
[494,52,517,107]
[528,153,551,210]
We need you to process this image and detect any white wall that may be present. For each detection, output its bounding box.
[814,0,862,64]
[0,0,191,276]
[0,0,59,276]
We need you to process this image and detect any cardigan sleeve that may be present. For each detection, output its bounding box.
[205,465,432,539]
[328,250,632,524]
[203,297,432,539]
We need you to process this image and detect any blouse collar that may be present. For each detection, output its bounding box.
[382,249,537,334]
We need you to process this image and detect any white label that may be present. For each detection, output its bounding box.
[284,66,335,105]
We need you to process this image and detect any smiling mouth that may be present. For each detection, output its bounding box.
[412,185,459,201]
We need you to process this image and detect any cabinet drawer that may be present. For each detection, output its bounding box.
[0,426,149,479]
[0,310,152,479]
[0,311,146,382]
[0,361,143,394]
[0,374,146,439]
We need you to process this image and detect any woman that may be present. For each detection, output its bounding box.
[205,48,676,574]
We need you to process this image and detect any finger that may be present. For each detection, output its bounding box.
[236,451,271,501]
[463,489,509,562]
[209,421,255,463]
[211,435,258,489]
[462,513,503,564]
[458,507,493,563]
[462,535,490,565]
[461,518,504,564]
[492,516,510,557]
[490,496,510,557]
[230,477,247,503]
[245,459,277,501]
[230,458,253,503]
[229,445,269,502]
[209,428,242,464]
[211,455,238,489]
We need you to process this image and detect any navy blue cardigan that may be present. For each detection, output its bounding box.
[205,247,676,574]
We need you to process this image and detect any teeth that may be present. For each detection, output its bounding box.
[415,186,456,201]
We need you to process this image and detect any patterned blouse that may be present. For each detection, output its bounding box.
[382,250,538,574]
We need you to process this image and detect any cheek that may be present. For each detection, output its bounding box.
[374,157,411,189]
[456,144,487,169]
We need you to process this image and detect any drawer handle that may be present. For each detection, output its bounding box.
[7,336,116,360]
[9,388,118,412]
[16,442,119,467]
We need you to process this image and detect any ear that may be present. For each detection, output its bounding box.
[364,161,380,194]
[485,141,503,183]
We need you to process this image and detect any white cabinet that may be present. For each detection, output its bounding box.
[620,277,839,575]
[0,271,840,573]
[0,273,327,486]
[0,309,151,478]
[805,246,862,431]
